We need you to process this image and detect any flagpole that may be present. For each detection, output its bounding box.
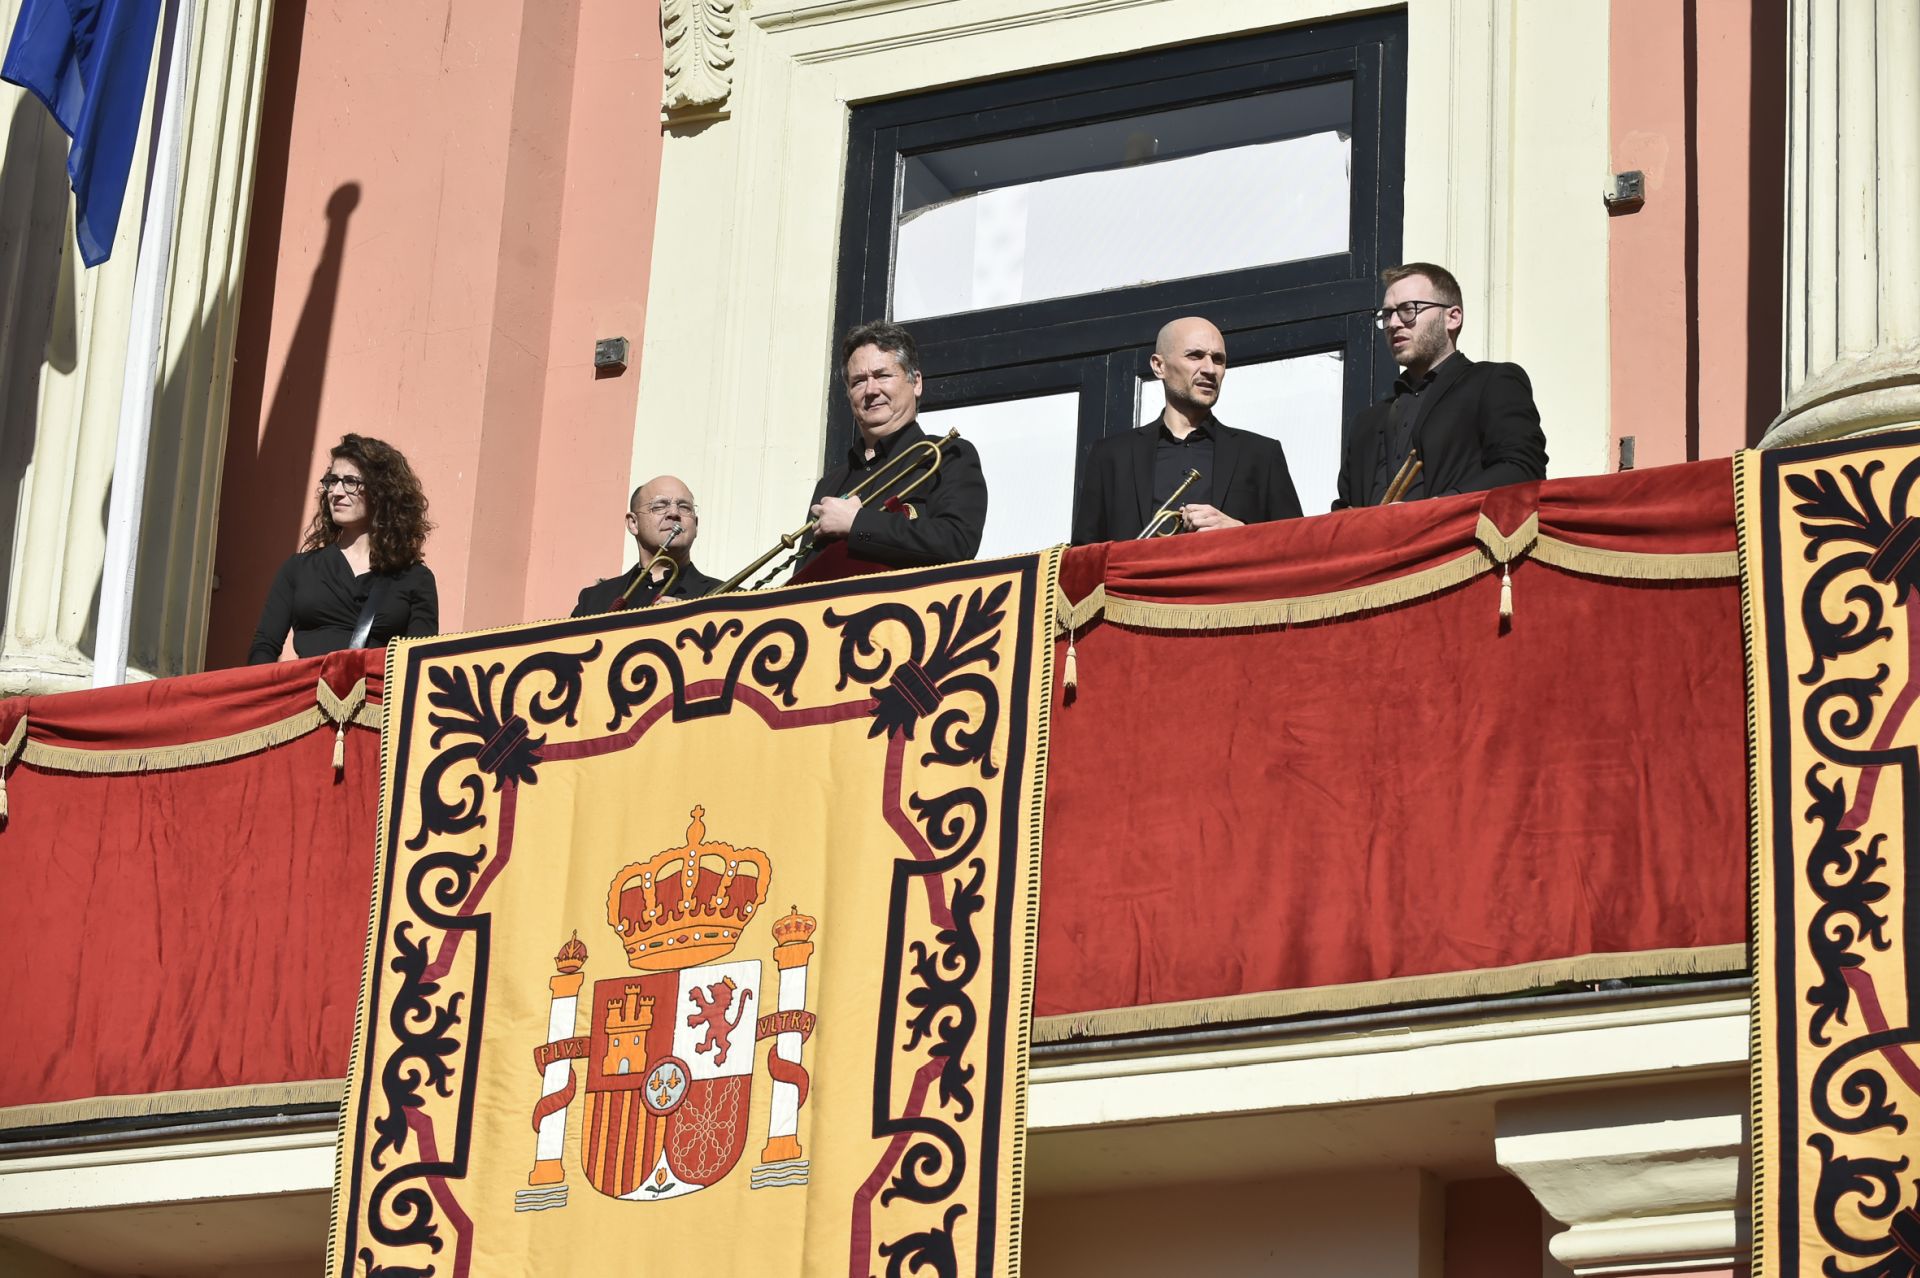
[93,0,195,688]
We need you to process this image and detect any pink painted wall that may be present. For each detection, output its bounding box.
[1609,0,1785,469]
[206,0,664,665]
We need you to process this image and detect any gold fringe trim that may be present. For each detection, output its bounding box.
[0,714,26,821]
[1052,530,1738,637]
[1475,511,1539,563]
[0,1079,346,1132]
[0,714,26,768]
[1532,534,1740,581]
[13,680,380,777]
[1733,447,1774,1277]
[1094,548,1492,632]
[1033,944,1749,1043]
[1053,582,1108,634]
[1005,547,1061,1278]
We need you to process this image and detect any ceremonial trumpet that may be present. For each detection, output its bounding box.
[1136,468,1202,539]
[613,523,684,608]
[709,428,961,595]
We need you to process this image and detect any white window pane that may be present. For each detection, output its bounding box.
[1139,351,1345,516]
[919,392,1079,558]
[895,84,1353,321]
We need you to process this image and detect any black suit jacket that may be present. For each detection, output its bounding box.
[571,560,722,616]
[1334,353,1547,509]
[1072,416,1303,545]
[805,419,988,570]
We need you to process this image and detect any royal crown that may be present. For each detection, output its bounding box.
[554,930,588,975]
[605,806,771,972]
[770,906,816,947]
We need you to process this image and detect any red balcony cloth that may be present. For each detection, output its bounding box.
[0,651,381,1115]
[1040,460,1746,1017]
[0,461,1748,1112]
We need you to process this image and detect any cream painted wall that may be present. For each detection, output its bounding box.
[633,0,1614,578]
[1026,1169,1443,1276]
[0,0,275,694]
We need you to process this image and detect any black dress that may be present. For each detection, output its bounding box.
[247,547,439,663]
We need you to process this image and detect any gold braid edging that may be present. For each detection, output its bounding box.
[0,1078,347,1131]
[1053,526,1738,637]
[7,678,380,777]
[1033,944,1750,1044]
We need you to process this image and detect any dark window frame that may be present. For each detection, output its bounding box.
[829,12,1408,494]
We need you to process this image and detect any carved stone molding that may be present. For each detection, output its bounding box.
[1496,1079,1747,1276]
[661,0,739,118]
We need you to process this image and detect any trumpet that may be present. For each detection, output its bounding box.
[1380,450,1422,505]
[613,523,683,608]
[708,428,961,595]
[1136,468,1202,539]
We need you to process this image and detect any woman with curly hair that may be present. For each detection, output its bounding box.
[247,435,439,662]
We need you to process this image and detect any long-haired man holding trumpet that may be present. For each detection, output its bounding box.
[572,476,720,615]
[1072,316,1302,545]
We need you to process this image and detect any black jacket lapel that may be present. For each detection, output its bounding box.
[1210,417,1241,509]
[1131,422,1158,531]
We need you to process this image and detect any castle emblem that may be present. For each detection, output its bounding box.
[515,808,820,1211]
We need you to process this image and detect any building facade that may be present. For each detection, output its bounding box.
[2,0,1917,1273]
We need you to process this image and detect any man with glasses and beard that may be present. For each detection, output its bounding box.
[1335,262,1547,508]
[573,476,721,614]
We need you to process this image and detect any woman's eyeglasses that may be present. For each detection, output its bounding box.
[319,473,367,494]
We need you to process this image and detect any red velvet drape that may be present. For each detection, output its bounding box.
[0,652,380,1112]
[1037,461,1747,1015]
[0,462,1750,1112]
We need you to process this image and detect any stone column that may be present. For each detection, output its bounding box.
[0,0,276,696]
[1496,1078,1747,1277]
[1763,0,1920,446]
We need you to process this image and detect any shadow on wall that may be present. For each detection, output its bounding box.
[205,183,359,666]
[0,97,81,615]
[204,0,343,669]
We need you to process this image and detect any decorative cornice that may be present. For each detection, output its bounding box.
[758,0,1167,64]
[662,0,740,118]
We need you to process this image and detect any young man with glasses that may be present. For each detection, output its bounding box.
[572,476,721,614]
[1333,262,1547,508]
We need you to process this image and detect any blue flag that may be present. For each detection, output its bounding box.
[3,0,165,267]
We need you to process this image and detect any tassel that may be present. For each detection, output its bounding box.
[1064,636,1079,696]
[0,769,8,823]
[1499,564,1513,619]
[333,724,347,774]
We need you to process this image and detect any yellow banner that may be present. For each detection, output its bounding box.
[329,553,1058,1277]
[1741,433,1920,1275]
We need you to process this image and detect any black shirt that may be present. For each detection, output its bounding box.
[1153,415,1216,513]
[572,559,723,616]
[805,419,988,570]
[1372,352,1459,503]
[248,547,438,663]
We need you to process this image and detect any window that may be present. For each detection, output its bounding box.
[833,13,1407,541]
